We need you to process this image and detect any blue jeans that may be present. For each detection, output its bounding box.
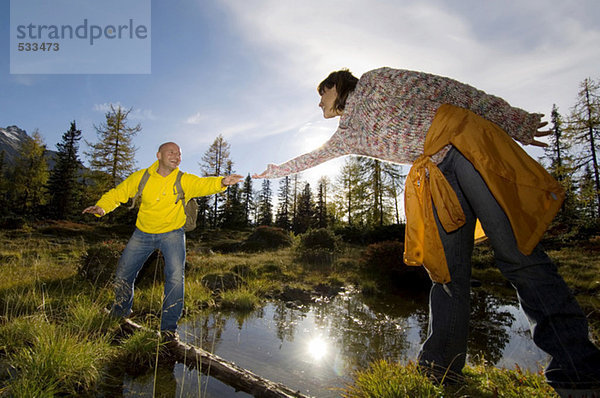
[418,147,600,388]
[110,227,186,332]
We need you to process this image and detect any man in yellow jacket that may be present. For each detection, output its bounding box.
[83,142,242,340]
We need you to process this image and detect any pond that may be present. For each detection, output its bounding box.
[110,287,549,397]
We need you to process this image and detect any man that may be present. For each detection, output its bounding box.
[83,142,242,339]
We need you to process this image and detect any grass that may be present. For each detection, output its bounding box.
[0,225,598,397]
[340,360,558,398]
[3,319,116,397]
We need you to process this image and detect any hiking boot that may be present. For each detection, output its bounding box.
[161,330,180,345]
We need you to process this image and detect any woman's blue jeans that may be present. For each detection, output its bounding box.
[110,227,186,332]
[418,147,600,388]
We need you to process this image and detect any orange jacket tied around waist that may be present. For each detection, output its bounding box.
[403,104,565,284]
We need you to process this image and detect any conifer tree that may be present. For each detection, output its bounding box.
[294,182,315,234]
[257,179,273,226]
[334,157,366,226]
[12,130,49,216]
[200,134,231,228]
[275,176,292,230]
[241,174,254,226]
[315,176,329,228]
[567,78,600,218]
[382,162,405,225]
[47,121,83,220]
[579,165,598,220]
[290,174,303,232]
[220,160,245,228]
[544,105,578,222]
[86,105,140,189]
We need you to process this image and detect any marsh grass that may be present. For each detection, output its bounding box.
[0,227,597,397]
[5,321,115,397]
[219,287,261,311]
[341,360,557,398]
[119,329,167,368]
[341,360,444,398]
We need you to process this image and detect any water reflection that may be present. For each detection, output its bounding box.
[118,288,549,397]
[307,336,330,362]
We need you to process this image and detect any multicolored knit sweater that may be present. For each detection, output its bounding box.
[261,67,543,178]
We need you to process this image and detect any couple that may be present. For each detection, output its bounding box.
[85,66,599,396]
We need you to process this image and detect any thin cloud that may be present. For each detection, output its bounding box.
[93,102,156,121]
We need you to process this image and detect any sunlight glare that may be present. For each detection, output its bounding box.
[307,336,329,361]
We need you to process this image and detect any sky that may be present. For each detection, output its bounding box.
[2,0,600,200]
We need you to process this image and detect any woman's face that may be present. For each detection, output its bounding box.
[319,85,340,119]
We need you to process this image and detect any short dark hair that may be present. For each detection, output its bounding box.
[318,69,359,112]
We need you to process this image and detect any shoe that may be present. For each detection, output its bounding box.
[161,330,180,345]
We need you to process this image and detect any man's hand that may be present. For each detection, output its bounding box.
[221,174,244,187]
[82,205,105,216]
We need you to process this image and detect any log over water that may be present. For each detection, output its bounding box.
[118,317,312,398]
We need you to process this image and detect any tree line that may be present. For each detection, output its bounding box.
[543,78,600,235]
[0,76,598,235]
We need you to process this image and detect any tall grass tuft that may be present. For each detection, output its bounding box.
[220,287,260,311]
[120,329,166,368]
[341,360,443,398]
[66,294,116,336]
[5,322,115,397]
[185,279,215,312]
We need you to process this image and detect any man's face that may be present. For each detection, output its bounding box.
[157,143,181,172]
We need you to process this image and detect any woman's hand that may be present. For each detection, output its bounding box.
[529,121,551,147]
[252,164,276,179]
[252,170,268,179]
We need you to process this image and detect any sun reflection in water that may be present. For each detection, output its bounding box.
[307,336,329,362]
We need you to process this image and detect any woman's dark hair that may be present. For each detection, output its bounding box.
[318,69,359,112]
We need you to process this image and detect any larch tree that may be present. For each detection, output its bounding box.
[567,78,600,218]
[544,105,578,223]
[334,156,366,226]
[85,105,140,189]
[12,130,49,216]
[200,134,231,228]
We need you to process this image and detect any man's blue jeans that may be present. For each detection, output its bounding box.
[418,147,600,388]
[110,227,186,332]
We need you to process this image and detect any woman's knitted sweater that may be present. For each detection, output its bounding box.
[261,67,542,178]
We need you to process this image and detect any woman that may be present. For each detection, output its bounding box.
[254,67,600,393]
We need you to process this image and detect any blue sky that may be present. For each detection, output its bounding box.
[2,0,600,194]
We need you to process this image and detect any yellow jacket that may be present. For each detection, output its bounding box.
[404,104,565,283]
[96,161,226,234]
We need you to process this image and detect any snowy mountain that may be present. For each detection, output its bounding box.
[0,125,58,168]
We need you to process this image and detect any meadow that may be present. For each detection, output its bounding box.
[0,222,597,397]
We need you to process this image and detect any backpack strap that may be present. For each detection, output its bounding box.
[174,170,185,205]
[128,169,151,209]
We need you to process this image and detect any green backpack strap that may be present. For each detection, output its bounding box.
[128,169,151,209]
